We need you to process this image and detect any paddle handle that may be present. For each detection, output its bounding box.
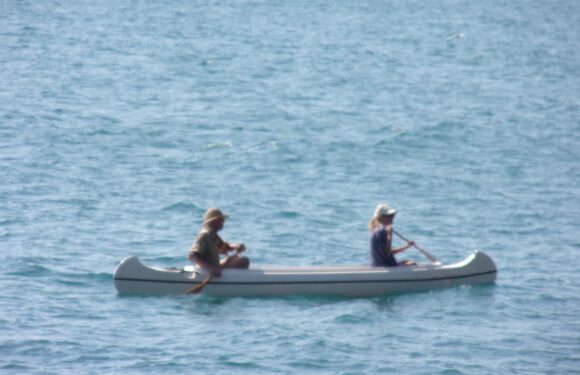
[187,276,213,295]
[392,229,441,265]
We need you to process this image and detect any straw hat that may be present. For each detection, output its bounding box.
[203,208,229,224]
[373,203,397,219]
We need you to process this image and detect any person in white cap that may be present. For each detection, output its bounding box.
[188,208,249,277]
[368,203,415,267]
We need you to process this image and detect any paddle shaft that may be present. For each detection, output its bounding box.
[187,276,213,294]
[392,229,441,265]
[186,248,244,295]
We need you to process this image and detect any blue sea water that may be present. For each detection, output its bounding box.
[1,0,580,373]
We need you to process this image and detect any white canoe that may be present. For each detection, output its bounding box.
[113,251,497,297]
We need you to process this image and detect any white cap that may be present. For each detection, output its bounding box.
[373,203,397,219]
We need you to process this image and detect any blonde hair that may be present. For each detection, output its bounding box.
[369,214,395,232]
[368,217,380,232]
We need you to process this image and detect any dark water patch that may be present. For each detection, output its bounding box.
[57,271,113,284]
[83,126,124,137]
[161,201,201,213]
[37,198,100,213]
[1,363,34,372]
[6,264,53,277]
[218,358,268,370]
[274,210,300,219]
[0,219,22,228]
[334,313,366,324]
[56,278,92,287]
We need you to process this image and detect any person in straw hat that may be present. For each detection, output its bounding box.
[368,203,416,267]
[188,208,249,277]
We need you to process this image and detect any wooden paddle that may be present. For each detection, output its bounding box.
[392,229,442,265]
[186,275,213,295]
[186,247,246,295]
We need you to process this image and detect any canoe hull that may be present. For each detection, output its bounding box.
[113,251,497,297]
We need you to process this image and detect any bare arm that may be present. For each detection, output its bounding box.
[392,241,415,255]
[387,226,414,255]
[219,242,246,255]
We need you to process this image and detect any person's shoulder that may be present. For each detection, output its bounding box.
[370,225,385,233]
[371,226,386,238]
[196,228,211,241]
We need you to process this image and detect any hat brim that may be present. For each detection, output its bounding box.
[375,209,397,219]
[204,214,229,224]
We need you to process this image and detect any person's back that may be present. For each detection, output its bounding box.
[189,228,222,268]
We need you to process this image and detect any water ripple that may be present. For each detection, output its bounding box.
[2,1,579,374]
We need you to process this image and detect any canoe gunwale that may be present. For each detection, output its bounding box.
[114,270,497,286]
